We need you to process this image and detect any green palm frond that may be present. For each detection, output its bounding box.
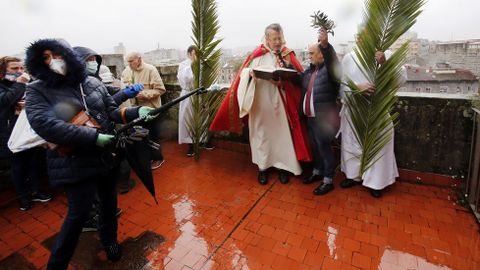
[188,0,223,160]
[345,0,425,175]
[310,11,335,36]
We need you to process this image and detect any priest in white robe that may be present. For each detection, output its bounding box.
[210,23,311,185]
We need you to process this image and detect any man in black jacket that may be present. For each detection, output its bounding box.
[25,39,155,270]
[0,56,51,211]
[301,28,341,195]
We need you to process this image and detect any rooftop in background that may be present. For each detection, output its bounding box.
[435,39,480,46]
[405,64,479,82]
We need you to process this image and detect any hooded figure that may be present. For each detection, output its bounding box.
[73,46,102,76]
[73,46,143,105]
[24,38,155,270]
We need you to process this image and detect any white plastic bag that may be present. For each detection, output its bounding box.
[8,110,46,153]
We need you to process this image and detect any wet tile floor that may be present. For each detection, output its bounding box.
[0,141,479,269]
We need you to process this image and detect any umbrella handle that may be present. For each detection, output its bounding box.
[116,87,206,134]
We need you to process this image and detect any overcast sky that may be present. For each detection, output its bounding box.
[1,0,479,56]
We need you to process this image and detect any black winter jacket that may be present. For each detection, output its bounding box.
[0,80,25,158]
[73,46,127,105]
[301,43,341,113]
[25,39,139,186]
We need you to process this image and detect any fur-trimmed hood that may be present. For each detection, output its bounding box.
[25,39,87,87]
[73,46,102,76]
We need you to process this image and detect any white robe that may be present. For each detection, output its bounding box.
[177,58,194,144]
[237,52,302,175]
[339,52,399,190]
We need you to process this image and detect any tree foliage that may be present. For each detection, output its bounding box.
[187,0,224,160]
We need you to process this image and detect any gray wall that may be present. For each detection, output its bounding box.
[100,54,125,79]
[393,95,473,176]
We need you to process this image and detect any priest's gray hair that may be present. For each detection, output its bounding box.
[265,23,283,37]
[263,23,286,46]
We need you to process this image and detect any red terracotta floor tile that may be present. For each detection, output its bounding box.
[0,141,477,269]
[352,252,371,269]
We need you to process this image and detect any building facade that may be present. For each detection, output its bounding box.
[400,64,479,95]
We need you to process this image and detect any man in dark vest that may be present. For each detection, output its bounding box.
[301,28,341,195]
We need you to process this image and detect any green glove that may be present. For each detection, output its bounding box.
[138,106,157,122]
[96,133,115,147]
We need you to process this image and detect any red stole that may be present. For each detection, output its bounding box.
[210,44,311,162]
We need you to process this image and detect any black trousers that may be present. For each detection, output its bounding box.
[9,147,45,198]
[47,168,119,270]
[306,104,338,179]
[143,118,164,161]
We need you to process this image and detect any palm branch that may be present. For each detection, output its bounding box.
[344,0,425,175]
[310,11,335,36]
[187,0,223,160]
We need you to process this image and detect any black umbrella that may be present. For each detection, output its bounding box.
[115,87,207,203]
[124,138,158,203]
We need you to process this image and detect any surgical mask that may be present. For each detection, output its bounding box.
[86,61,98,75]
[49,59,67,76]
[4,72,22,82]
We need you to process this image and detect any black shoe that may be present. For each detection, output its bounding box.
[203,141,215,150]
[19,197,32,211]
[151,159,165,170]
[258,171,268,185]
[82,216,98,232]
[186,144,194,157]
[303,174,321,185]
[116,208,123,217]
[31,192,52,203]
[340,178,361,189]
[104,243,122,262]
[313,183,334,195]
[279,170,289,184]
[118,179,136,194]
[369,188,382,198]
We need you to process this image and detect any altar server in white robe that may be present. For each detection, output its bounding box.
[339,45,404,198]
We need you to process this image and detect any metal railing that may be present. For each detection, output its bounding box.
[466,107,480,222]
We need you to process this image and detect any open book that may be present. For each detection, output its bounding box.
[252,67,299,81]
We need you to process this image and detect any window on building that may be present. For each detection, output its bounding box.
[439,86,448,93]
[426,87,431,93]
[416,87,421,92]
[457,87,461,93]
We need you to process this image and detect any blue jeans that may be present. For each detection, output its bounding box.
[47,169,118,270]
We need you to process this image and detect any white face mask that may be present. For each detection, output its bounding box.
[49,59,67,76]
[4,72,22,82]
[86,61,98,75]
